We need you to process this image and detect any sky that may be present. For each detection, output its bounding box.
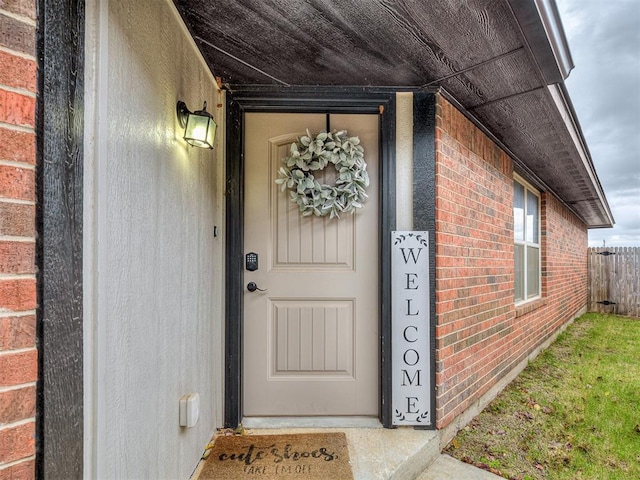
[556,0,640,247]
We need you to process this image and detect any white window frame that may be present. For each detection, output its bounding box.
[514,174,541,305]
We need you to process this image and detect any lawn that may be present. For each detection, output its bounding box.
[444,313,640,480]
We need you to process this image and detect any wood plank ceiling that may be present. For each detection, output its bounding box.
[173,0,613,228]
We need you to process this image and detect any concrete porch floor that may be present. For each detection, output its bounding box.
[192,426,502,479]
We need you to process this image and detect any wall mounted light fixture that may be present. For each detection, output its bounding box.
[176,100,217,149]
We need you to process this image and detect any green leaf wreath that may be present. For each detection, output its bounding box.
[275,129,370,219]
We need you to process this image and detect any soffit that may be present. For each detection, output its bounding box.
[173,0,613,227]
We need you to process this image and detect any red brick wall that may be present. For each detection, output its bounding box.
[434,95,588,428]
[0,1,38,477]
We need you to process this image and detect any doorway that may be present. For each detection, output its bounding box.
[224,88,397,427]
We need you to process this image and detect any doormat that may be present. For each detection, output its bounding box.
[198,432,353,480]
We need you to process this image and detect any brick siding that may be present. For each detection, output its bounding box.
[434,95,588,428]
[0,0,37,477]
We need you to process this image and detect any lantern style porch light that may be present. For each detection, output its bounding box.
[176,100,216,149]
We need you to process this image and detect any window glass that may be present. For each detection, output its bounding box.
[515,244,524,302]
[514,181,524,241]
[526,190,539,244]
[527,246,540,298]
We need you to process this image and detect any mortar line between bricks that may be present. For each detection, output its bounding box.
[0,160,35,170]
[0,45,36,61]
[0,417,36,433]
[0,84,36,98]
[0,459,36,473]
[0,9,36,27]
[0,235,36,243]
[0,121,34,134]
[0,197,35,206]
[0,382,36,394]
[0,309,36,317]
[0,313,36,322]
[0,346,35,357]
[0,455,36,471]
[0,273,35,281]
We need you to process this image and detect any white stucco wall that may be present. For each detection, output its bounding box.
[84,0,224,477]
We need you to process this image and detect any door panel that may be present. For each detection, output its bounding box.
[271,134,355,270]
[243,113,379,417]
[272,299,354,376]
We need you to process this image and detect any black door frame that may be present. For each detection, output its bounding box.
[224,86,397,428]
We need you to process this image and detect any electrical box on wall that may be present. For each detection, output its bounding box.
[179,393,200,428]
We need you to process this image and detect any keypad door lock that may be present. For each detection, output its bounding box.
[246,252,258,271]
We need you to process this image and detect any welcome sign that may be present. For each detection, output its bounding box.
[391,231,431,426]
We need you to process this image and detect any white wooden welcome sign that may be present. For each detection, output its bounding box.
[392,231,431,426]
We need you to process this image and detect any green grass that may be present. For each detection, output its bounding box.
[445,313,640,480]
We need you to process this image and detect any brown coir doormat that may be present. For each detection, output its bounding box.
[198,433,353,480]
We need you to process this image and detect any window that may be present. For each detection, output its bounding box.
[514,177,540,303]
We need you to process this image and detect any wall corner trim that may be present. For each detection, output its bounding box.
[412,92,437,429]
[36,0,85,477]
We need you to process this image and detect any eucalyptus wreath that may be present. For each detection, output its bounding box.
[275,129,369,219]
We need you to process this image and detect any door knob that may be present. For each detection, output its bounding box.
[247,282,267,292]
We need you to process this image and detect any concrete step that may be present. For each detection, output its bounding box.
[416,454,505,480]
[194,426,441,480]
[342,427,440,480]
[193,425,502,479]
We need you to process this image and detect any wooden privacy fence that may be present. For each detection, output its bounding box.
[588,247,640,317]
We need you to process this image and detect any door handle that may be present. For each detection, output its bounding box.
[247,282,267,292]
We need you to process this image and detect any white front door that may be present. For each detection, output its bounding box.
[243,112,380,417]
